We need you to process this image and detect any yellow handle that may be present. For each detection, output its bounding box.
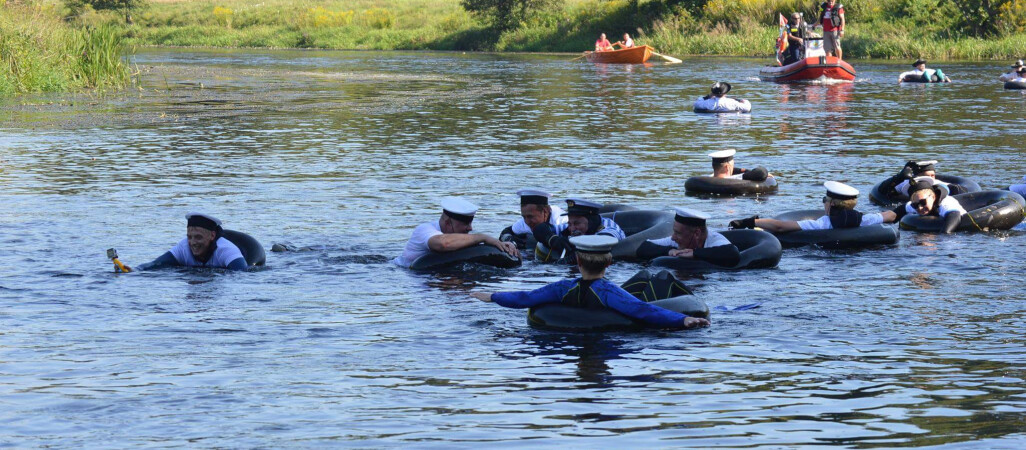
[112,258,131,273]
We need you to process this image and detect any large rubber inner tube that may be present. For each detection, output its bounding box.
[870,174,981,206]
[685,175,778,196]
[527,270,709,332]
[899,190,1026,232]
[1004,81,1026,90]
[694,107,750,114]
[902,73,944,83]
[409,244,521,271]
[771,210,900,249]
[651,230,782,272]
[534,210,673,262]
[221,229,266,266]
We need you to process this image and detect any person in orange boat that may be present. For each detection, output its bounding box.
[594,33,614,52]
[613,33,635,49]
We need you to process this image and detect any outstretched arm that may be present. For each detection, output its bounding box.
[131,251,179,271]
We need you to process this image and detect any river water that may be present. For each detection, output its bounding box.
[2,48,1025,447]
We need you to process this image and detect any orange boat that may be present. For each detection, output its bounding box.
[759,55,856,83]
[584,45,653,64]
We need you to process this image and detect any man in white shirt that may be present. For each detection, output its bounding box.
[636,207,740,267]
[129,213,249,271]
[394,197,519,268]
[894,177,967,234]
[694,82,752,113]
[899,59,950,83]
[499,189,567,249]
[729,181,898,232]
[709,149,770,182]
[999,60,1023,82]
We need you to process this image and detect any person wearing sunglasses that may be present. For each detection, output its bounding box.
[393,197,519,268]
[728,181,898,232]
[893,177,967,234]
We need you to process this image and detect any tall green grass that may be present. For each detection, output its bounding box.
[0,1,129,95]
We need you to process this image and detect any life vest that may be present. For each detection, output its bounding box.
[820,3,843,28]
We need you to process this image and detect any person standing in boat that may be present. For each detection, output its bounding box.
[471,235,710,330]
[498,189,567,249]
[531,199,626,263]
[708,149,770,182]
[393,197,519,268]
[898,59,951,83]
[594,33,614,52]
[729,182,898,232]
[892,177,967,234]
[817,0,845,60]
[613,33,635,49]
[783,13,806,65]
[636,207,740,267]
[693,82,752,113]
[999,60,1024,82]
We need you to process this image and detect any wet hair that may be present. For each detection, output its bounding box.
[577,251,612,274]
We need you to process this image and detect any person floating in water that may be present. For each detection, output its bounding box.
[636,207,741,267]
[694,82,752,113]
[394,197,519,268]
[471,234,710,330]
[898,59,951,83]
[499,189,567,249]
[127,213,248,271]
[532,198,625,263]
[729,181,898,232]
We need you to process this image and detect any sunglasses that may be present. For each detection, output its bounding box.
[912,199,930,209]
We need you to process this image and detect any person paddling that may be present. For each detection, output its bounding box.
[613,33,635,49]
[594,33,614,52]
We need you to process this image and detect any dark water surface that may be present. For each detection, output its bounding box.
[2,48,1026,447]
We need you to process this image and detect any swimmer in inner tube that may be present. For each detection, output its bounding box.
[636,207,740,267]
[999,60,1023,82]
[693,82,751,113]
[127,213,248,271]
[729,181,899,232]
[893,177,967,234]
[471,235,709,330]
[708,149,771,182]
[393,197,519,268]
[531,198,626,263]
[879,159,963,196]
[498,189,567,248]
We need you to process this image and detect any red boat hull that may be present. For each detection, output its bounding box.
[759,56,855,83]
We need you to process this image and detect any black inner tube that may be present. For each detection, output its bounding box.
[870,174,981,206]
[410,244,522,271]
[1004,81,1026,90]
[899,190,1026,232]
[534,210,673,262]
[694,107,751,114]
[221,229,266,266]
[651,229,782,272]
[685,175,778,196]
[770,210,900,249]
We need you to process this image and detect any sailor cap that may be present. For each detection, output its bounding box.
[674,207,710,226]
[441,197,478,223]
[709,149,736,164]
[824,181,859,200]
[570,234,619,253]
[185,212,222,231]
[563,198,603,216]
[516,189,552,206]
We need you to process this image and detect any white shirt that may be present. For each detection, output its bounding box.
[709,172,745,180]
[393,221,442,267]
[510,205,567,235]
[554,217,626,240]
[1000,71,1020,82]
[797,213,885,231]
[899,69,925,80]
[1010,76,1026,83]
[170,237,245,268]
[694,96,752,113]
[895,178,948,196]
[647,230,732,248]
[904,196,967,217]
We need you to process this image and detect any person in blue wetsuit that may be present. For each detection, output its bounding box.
[471,235,710,330]
[531,198,625,263]
[127,213,248,271]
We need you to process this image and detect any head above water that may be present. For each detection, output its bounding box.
[913,59,927,69]
[821,181,858,213]
[517,189,553,230]
[911,160,938,177]
[439,197,477,234]
[570,235,616,276]
[908,178,942,214]
[710,81,732,97]
[709,149,736,177]
[671,207,709,250]
[563,198,603,236]
[185,212,222,259]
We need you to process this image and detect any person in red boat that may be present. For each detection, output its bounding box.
[818,0,845,60]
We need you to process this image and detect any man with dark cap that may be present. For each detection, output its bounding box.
[729,181,898,232]
[499,189,567,249]
[532,198,625,262]
[128,212,248,271]
[636,207,740,267]
[471,235,710,330]
[394,197,519,268]
[878,160,968,197]
[899,59,951,83]
[891,177,966,234]
[999,60,1024,82]
[708,149,771,182]
[693,82,752,113]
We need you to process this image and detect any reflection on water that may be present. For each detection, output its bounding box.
[1,49,1025,446]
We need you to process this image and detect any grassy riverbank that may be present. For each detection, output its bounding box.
[87,0,1024,60]
[1,1,130,95]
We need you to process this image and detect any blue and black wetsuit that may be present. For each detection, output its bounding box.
[491,278,691,328]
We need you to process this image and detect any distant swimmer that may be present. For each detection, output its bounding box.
[531,198,626,262]
[471,235,710,330]
[999,60,1024,82]
[594,33,614,52]
[127,213,248,271]
[393,197,519,268]
[694,82,752,113]
[729,181,898,232]
[613,33,635,49]
[708,149,770,182]
[636,207,741,267]
[899,59,951,83]
[893,177,967,234]
[499,189,567,249]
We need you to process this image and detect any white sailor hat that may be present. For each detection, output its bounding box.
[709,149,736,164]
[562,198,603,216]
[1013,60,1024,68]
[569,234,619,254]
[185,212,222,230]
[824,181,859,200]
[441,197,478,223]
[516,189,552,206]
[673,207,710,226]
[913,160,938,172]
